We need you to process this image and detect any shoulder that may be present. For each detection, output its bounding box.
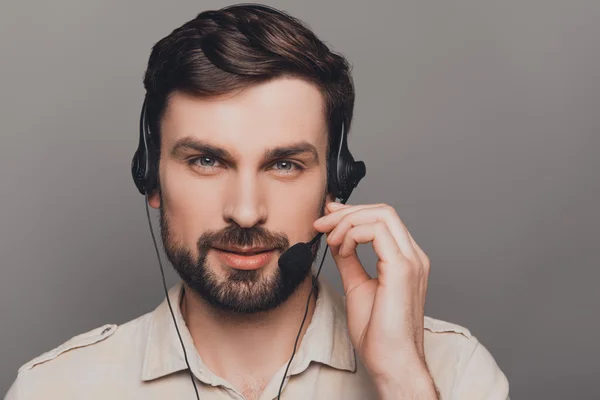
[423,316,509,400]
[17,323,119,374]
[422,316,473,374]
[6,314,152,399]
[422,315,473,362]
[424,315,472,338]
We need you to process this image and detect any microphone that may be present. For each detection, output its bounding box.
[278,232,324,270]
[278,197,349,271]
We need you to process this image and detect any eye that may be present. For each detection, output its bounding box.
[271,160,304,175]
[189,156,219,168]
[274,160,294,171]
[197,157,216,167]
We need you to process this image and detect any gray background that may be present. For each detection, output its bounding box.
[1,0,598,398]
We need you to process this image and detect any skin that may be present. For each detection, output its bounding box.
[148,77,438,399]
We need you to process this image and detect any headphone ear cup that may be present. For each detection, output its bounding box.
[335,130,366,200]
[145,146,159,194]
[336,159,366,202]
[131,148,147,195]
[132,96,152,195]
[347,160,366,188]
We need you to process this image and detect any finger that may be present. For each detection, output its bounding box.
[326,202,383,216]
[323,201,348,215]
[338,222,406,271]
[326,201,348,211]
[321,205,421,264]
[315,203,385,231]
[406,228,430,272]
[325,210,379,246]
[329,244,371,295]
[405,228,431,294]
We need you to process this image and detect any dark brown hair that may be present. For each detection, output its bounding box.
[142,4,355,192]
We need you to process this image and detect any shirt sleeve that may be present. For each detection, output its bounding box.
[451,337,510,400]
[3,375,21,400]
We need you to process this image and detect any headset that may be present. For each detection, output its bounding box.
[131,94,366,399]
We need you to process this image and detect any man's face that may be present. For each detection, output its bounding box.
[149,77,333,313]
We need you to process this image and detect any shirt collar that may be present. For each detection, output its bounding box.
[141,275,356,383]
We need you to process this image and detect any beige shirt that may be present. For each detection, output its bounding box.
[5,278,509,399]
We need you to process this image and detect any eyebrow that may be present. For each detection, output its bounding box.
[170,137,320,165]
[263,141,320,164]
[171,137,233,160]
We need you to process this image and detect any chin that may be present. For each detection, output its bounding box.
[182,249,311,314]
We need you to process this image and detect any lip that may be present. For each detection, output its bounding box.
[213,248,276,270]
[214,246,274,255]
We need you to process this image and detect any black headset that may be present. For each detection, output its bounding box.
[131,93,366,399]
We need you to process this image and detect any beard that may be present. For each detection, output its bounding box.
[159,194,326,314]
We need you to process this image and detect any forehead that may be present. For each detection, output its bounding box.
[160,77,328,154]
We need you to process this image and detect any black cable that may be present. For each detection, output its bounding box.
[276,241,331,399]
[144,196,201,400]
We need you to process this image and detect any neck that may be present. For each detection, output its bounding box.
[181,273,319,382]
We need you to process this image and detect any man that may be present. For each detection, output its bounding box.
[4,4,509,400]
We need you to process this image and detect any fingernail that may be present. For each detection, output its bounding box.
[328,202,344,209]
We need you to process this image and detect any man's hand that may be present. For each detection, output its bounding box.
[314,202,439,400]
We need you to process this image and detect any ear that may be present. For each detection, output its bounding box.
[322,192,337,217]
[325,192,336,205]
[147,189,161,209]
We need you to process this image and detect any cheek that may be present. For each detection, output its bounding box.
[160,165,223,252]
[265,174,326,243]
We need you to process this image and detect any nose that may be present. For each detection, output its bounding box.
[222,171,268,228]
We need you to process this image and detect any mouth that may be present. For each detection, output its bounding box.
[212,246,277,270]
[214,246,275,255]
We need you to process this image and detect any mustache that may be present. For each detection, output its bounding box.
[197,224,290,252]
